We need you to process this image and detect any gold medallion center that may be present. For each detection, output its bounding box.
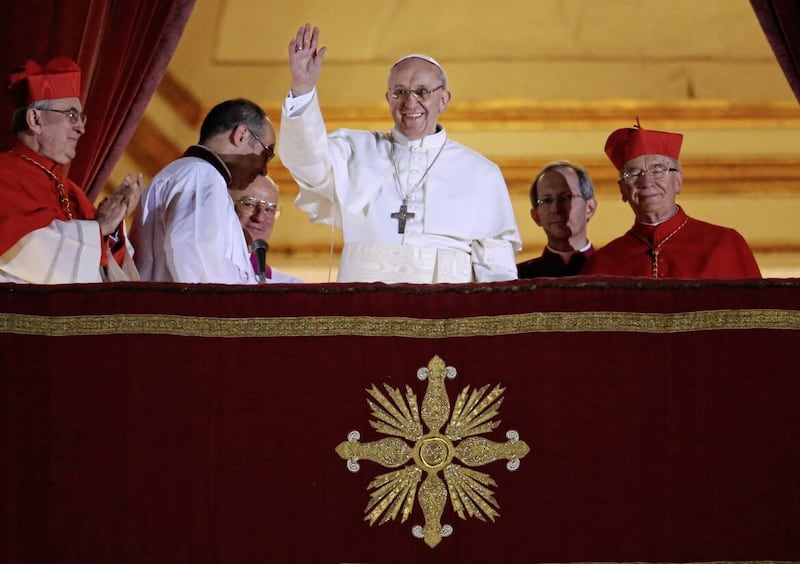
[415,435,453,471]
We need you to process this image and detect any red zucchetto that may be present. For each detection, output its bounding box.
[604,118,683,170]
[8,55,81,105]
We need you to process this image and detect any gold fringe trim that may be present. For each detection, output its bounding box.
[537,562,799,564]
[1,309,799,338]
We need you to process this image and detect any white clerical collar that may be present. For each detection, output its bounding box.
[639,205,680,226]
[390,126,447,149]
[546,240,592,258]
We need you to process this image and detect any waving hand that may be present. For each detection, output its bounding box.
[288,23,327,97]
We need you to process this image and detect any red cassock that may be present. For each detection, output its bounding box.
[583,206,762,279]
[0,143,120,267]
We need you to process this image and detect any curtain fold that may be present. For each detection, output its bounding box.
[72,1,197,199]
[751,0,800,104]
[0,0,93,151]
[0,0,195,199]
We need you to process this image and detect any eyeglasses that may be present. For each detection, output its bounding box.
[43,107,87,125]
[246,127,275,163]
[388,85,445,101]
[236,197,281,218]
[534,193,584,208]
[620,164,679,184]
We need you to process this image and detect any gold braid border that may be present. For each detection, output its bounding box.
[1,309,799,338]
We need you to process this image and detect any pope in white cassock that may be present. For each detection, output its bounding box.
[278,24,522,284]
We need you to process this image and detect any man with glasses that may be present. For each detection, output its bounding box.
[583,121,760,279]
[229,174,303,283]
[517,161,597,278]
[132,98,275,283]
[0,55,142,283]
[278,24,521,283]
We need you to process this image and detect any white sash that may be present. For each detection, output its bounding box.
[338,242,472,283]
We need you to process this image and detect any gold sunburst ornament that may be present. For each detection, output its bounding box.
[335,355,531,548]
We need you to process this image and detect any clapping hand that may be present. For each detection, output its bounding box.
[95,173,143,236]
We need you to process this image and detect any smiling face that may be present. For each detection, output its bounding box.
[30,97,85,164]
[230,175,280,246]
[618,154,682,224]
[531,166,596,251]
[386,58,450,140]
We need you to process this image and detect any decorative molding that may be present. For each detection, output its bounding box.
[498,157,800,196]
[124,73,800,184]
[264,100,800,131]
[120,126,800,196]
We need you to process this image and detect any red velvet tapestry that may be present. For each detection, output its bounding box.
[1,278,799,563]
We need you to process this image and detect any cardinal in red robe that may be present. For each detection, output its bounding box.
[0,55,141,283]
[583,120,761,279]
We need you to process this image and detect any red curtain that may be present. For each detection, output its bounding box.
[751,0,800,104]
[0,1,92,151]
[0,0,195,199]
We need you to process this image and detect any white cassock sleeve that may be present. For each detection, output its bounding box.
[0,219,104,284]
[471,238,519,282]
[278,89,342,227]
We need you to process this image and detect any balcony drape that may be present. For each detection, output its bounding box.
[2,279,799,563]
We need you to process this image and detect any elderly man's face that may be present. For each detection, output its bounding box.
[386,58,450,140]
[618,154,682,223]
[33,97,85,164]
[229,175,280,246]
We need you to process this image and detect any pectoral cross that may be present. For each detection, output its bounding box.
[390,200,415,234]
